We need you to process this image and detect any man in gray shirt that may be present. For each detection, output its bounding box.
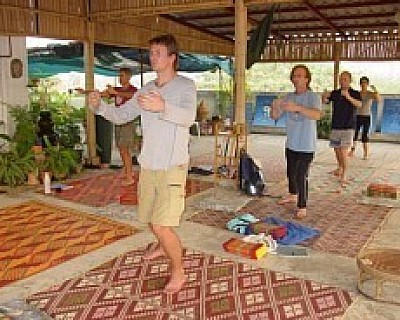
[88,34,196,294]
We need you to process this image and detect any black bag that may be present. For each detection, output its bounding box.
[239,153,265,196]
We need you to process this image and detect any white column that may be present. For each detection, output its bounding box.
[0,36,29,136]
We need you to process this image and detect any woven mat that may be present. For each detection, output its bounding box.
[53,171,214,207]
[27,245,352,319]
[188,193,392,257]
[0,201,136,288]
[308,164,376,196]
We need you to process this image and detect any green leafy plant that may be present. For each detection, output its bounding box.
[41,137,78,180]
[0,136,36,188]
[8,106,39,156]
[317,107,332,139]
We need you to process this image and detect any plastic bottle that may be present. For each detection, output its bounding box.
[44,172,51,194]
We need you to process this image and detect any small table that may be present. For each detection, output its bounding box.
[357,248,400,305]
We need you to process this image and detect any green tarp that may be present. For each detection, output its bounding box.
[28,43,232,78]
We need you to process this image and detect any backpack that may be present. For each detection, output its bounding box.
[239,153,266,196]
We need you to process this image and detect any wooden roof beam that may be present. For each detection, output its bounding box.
[161,14,234,43]
[302,0,343,35]
[89,0,234,20]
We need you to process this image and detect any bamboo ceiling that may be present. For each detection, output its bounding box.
[0,0,399,61]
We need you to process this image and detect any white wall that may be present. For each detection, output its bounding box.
[0,36,29,136]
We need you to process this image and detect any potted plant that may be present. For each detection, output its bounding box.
[41,137,78,180]
[0,135,36,190]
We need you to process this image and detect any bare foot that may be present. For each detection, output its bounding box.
[143,244,165,260]
[163,273,187,294]
[277,195,297,205]
[294,208,307,219]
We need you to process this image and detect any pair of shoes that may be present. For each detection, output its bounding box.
[277,195,297,205]
[293,208,307,219]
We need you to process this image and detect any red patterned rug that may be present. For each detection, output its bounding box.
[53,171,214,207]
[188,193,392,257]
[308,164,376,196]
[0,201,136,288]
[27,246,352,319]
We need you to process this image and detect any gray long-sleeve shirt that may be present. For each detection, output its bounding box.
[94,75,197,170]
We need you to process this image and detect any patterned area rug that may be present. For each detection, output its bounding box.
[0,201,136,288]
[53,172,214,207]
[27,246,352,319]
[308,164,376,195]
[188,193,392,257]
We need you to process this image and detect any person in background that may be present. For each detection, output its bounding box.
[76,68,137,185]
[103,68,137,185]
[270,64,322,219]
[322,71,362,186]
[348,76,381,159]
[87,34,196,294]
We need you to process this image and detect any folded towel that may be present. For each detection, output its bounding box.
[246,221,287,239]
[226,213,259,234]
[264,216,320,245]
[223,238,267,259]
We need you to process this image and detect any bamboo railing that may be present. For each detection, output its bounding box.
[261,33,400,62]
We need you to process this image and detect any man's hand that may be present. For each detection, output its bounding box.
[106,85,117,95]
[75,87,85,94]
[88,91,101,108]
[322,89,330,103]
[137,91,165,112]
[282,101,300,113]
[341,89,351,100]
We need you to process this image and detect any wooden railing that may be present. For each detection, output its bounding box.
[261,34,400,62]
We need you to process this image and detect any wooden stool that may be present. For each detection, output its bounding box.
[357,248,400,305]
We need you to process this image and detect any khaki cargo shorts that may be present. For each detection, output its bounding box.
[115,121,134,148]
[137,164,188,227]
[329,129,354,148]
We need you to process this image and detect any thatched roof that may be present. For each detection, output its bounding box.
[1,0,399,61]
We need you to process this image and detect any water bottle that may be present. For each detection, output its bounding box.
[44,172,51,194]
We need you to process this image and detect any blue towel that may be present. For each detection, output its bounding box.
[226,213,259,234]
[264,216,320,245]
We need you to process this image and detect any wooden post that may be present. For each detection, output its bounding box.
[84,21,99,165]
[234,0,246,125]
[333,41,341,89]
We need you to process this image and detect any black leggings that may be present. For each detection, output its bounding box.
[354,115,371,143]
[285,148,314,209]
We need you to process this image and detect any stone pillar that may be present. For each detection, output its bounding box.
[0,36,29,136]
